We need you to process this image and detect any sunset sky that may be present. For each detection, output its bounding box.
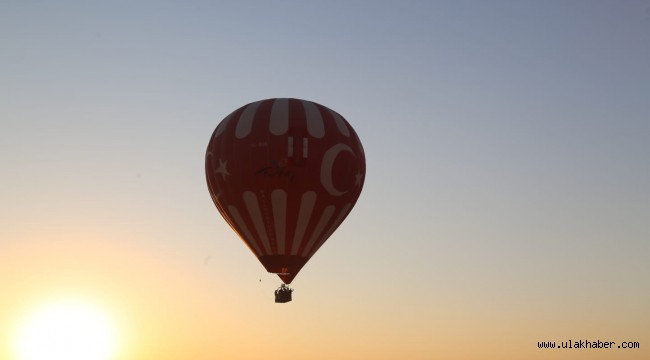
[1,1,649,359]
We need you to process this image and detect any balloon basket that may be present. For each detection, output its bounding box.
[274,284,293,303]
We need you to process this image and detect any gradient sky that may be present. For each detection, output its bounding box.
[1,1,649,359]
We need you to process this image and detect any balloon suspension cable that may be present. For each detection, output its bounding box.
[274,283,293,303]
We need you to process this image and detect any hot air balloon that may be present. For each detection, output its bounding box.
[205,98,365,303]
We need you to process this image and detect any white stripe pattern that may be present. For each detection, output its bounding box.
[236,101,262,139]
[216,99,352,139]
[329,110,350,137]
[301,205,335,256]
[307,203,352,257]
[243,191,272,254]
[291,191,317,255]
[272,189,287,254]
[302,100,325,138]
[287,136,294,157]
[230,191,352,259]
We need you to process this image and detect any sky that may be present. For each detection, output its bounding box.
[1,0,649,359]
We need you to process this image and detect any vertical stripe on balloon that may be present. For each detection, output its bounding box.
[291,191,317,255]
[228,205,263,255]
[236,101,262,139]
[301,205,335,256]
[302,100,325,138]
[271,189,287,254]
[269,98,289,136]
[243,191,272,254]
[287,136,294,157]
[329,110,351,137]
[307,203,353,258]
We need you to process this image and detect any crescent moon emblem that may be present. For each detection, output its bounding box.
[321,143,355,196]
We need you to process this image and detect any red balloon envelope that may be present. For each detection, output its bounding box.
[206,98,365,284]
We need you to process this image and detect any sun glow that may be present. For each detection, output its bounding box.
[12,298,119,360]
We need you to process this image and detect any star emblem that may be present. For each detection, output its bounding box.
[215,159,230,180]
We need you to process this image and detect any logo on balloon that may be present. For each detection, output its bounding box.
[256,159,295,182]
